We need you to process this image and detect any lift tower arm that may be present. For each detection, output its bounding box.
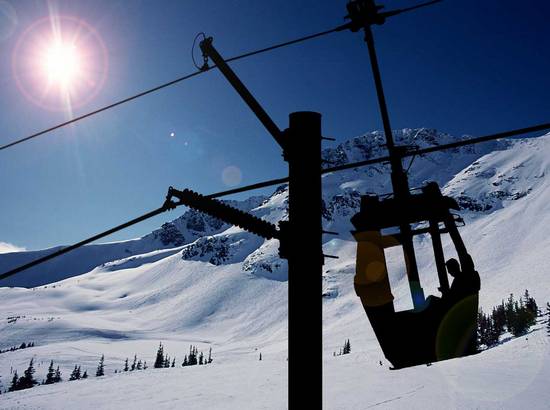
[343,0,442,309]
[199,37,285,149]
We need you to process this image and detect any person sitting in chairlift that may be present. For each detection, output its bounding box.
[446,257,480,303]
[441,256,480,357]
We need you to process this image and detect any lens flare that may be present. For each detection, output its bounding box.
[222,166,243,187]
[12,15,108,113]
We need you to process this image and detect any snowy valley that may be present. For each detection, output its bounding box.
[1,128,549,409]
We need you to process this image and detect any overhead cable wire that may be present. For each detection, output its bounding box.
[1,122,548,281]
[0,71,204,152]
[0,25,346,152]
[221,25,347,65]
[0,207,168,281]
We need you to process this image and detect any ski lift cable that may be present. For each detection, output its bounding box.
[0,25,346,153]
[0,122,548,281]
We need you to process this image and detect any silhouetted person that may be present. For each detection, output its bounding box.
[446,257,480,302]
[437,256,480,359]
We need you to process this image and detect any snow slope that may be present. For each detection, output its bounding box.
[1,129,549,409]
[0,196,266,288]
[1,328,549,410]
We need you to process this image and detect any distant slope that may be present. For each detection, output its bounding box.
[1,130,549,408]
[0,197,266,288]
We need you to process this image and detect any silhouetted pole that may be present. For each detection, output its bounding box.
[283,111,323,409]
[200,37,324,408]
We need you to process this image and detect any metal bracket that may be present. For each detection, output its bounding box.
[165,187,279,240]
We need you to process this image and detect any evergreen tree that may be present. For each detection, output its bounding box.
[82,370,88,379]
[504,294,516,330]
[131,355,137,371]
[259,353,262,361]
[492,304,506,335]
[17,358,38,390]
[523,290,538,327]
[8,371,18,392]
[478,309,501,347]
[124,358,129,372]
[69,365,80,381]
[137,360,143,370]
[199,352,204,365]
[54,366,62,383]
[509,300,531,336]
[345,339,351,354]
[477,309,487,347]
[143,361,148,370]
[188,346,198,366]
[96,355,105,377]
[182,355,188,367]
[154,343,164,368]
[171,358,175,368]
[208,348,212,364]
[44,360,56,385]
[523,290,538,316]
[486,316,500,347]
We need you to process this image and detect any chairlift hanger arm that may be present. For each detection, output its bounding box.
[199,37,285,150]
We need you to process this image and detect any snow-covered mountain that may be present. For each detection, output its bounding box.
[1,128,549,409]
[0,196,267,288]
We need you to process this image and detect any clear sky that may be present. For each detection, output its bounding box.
[0,0,549,251]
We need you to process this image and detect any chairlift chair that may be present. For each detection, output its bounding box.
[351,182,479,368]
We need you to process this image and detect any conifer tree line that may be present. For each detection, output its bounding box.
[477,290,544,348]
[0,341,35,354]
[5,354,102,393]
[334,339,351,356]
[4,342,215,393]
[8,358,38,392]
[154,342,213,368]
[122,354,148,372]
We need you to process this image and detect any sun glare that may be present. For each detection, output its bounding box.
[43,41,81,88]
[12,15,108,112]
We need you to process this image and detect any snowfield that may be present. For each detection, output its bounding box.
[1,129,549,409]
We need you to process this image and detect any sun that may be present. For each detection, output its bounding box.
[42,41,81,89]
[12,15,108,112]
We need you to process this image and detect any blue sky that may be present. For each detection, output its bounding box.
[0,0,549,250]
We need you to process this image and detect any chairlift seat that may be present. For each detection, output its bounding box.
[351,182,479,368]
